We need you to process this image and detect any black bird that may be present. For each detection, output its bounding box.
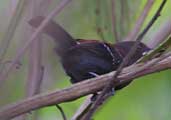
[29,16,150,90]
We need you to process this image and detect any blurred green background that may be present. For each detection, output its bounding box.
[0,0,171,120]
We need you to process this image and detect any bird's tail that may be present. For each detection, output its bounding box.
[28,16,77,56]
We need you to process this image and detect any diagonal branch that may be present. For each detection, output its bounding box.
[124,0,154,41]
[83,0,167,119]
[0,0,72,84]
[0,55,171,120]
[148,19,171,48]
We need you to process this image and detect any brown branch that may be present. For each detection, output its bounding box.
[0,55,171,120]
[76,53,171,120]
[71,95,92,120]
[25,0,44,98]
[124,0,154,41]
[148,19,171,48]
[0,0,72,84]
[72,94,111,120]
[83,1,167,119]
[9,1,45,120]
[78,94,111,120]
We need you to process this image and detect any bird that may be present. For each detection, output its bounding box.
[29,16,150,90]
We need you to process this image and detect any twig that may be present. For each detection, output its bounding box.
[71,94,109,120]
[25,0,44,98]
[17,1,45,120]
[79,94,111,120]
[83,0,167,119]
[0,0,72,84]
[0,0,26,73]
[71,95,92,120]
[56,105,67,120]
[0,55,171,120]
[124,0,154,41]
[148,19,171,48]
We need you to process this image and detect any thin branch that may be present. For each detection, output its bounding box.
[56,105,67,120]
[0,55,171,120]
[71,94,111,120]
[135,0,167,43]
[25,0,43,98]
[124,0,154,41]
[15,1,45,120]
[71,95,92,120]
[0,0,26,73]
[0,0,72,84]
[148,19,171,48]
[84,0,167,119]
[78,94,111,120]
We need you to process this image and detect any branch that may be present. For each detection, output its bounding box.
[56,105,67,120]
[83,0,167,119]
[25,0,44,98]
[0,55,171,120]
[124,0,154,41]
[0,0,26,71]
[148,19,171,48]
[0,0,72,84]
[71,95,92,120]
